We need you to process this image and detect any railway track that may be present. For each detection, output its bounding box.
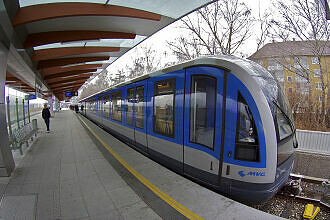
[283,174,330,208]
[252,173,330,219]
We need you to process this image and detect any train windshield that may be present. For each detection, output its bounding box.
[275,103,295,166]
[276,88,294,124]
[276,107,292,140]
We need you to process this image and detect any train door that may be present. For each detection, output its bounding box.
[183,66,225,185]
[133,80,148,152]
[147,70,185,173]
[221,73,267,182]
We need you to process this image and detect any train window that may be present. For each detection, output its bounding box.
[189,75,216,149]
[86,101,91,112]
[91,99,96,114]
[103,95,110,119]
[90,100,93,113]
[153,79,176,137]
[276,107,292,140]
[234,93,260,162]
[135,86,144,129]
[97,98,102,113]
[126,88,134,126]
[111,91,122,122]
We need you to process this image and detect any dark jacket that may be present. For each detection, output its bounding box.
[42,108,51,119]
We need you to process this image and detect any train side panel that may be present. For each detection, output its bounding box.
[146,69,185,172]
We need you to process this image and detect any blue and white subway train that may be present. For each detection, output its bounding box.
[79,56,297,204]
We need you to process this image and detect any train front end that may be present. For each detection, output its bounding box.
[213,56,296,204]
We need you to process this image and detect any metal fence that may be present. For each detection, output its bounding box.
[296,129,330,155]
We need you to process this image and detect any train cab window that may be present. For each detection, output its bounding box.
[153,79,176,137]
[111,91,122,122]
[189,75,216,149]
[126,88,134,126]
[103,95,110,119]
[276,107,292,140]
[234,93,260,162]
[135,86,144,129]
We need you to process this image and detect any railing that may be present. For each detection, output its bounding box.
[296,129,330,155]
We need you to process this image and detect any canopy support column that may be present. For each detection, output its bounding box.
[0,43,15,176]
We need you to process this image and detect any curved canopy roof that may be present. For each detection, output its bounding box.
[4,0,214,100]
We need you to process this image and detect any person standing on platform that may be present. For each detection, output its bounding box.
[42,103,51,133]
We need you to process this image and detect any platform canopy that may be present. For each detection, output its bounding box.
[4,0,215,100]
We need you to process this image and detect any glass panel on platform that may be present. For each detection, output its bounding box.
[6,94,17,130]
[17,97,24,128]
[30,102,43,117]
[24,98,29,124]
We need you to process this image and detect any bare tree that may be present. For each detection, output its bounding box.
[269,0,329,129]
[78,72,111,100]
[167,36,203,62]
[128,59,143,79]
[78,44,165,100]
[125,45,162,79]
[112,68,126,85]
[255,3,271,51]
[141,46,161,73]
[167,0,254,60]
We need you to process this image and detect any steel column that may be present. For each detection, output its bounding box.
[28,99,30,123]
[0,43,15,176]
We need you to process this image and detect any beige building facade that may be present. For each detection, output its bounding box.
[249,41,329,110]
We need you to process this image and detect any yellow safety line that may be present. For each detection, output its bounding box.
[78,116,204,220]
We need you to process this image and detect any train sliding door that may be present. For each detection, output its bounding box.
[183,66,225,185]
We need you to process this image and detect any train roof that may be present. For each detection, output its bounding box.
[80,55,285,110]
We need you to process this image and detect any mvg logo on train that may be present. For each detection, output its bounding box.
[238,171,265,177]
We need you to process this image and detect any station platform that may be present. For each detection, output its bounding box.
[0,110,283,220]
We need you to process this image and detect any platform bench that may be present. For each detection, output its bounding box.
[10,120,38,155]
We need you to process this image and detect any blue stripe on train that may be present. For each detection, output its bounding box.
[223,73,266,168]
[83,68,267,168]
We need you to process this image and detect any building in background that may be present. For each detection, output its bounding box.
[249,41,329,113]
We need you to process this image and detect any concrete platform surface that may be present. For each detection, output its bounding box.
[0,110,283,220]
